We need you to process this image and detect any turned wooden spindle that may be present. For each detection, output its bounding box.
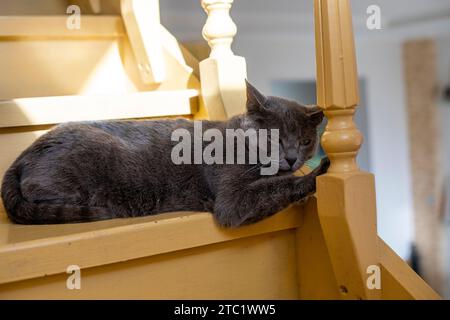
[321,109,363,173]
[314,0,380,300]
[315,0,363,174]
[199,0,247,120]
[201,0,237,58]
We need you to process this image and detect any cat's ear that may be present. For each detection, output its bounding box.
[245,80,268,113]
[306,105,324,125]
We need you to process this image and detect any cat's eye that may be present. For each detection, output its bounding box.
[301,139,312,146]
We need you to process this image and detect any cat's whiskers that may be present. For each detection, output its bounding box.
[240,163,265,177]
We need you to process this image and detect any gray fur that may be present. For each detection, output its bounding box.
[1,82,329,227]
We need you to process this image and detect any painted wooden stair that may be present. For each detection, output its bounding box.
[0,0,442,300]
[0,11,207,176]
[0,15,200,99]
[0,203,304,298]
[0,90,199,128]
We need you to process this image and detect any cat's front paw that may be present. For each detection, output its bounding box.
[315,157,330,176]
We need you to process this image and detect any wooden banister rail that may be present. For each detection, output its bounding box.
[199,0,247,120]
[314,0,440,300]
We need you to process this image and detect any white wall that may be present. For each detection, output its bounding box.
[437,36,450,175]
[234,34,415,259]
[357,40,414,260]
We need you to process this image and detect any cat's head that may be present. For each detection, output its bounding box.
[244,81,324,172]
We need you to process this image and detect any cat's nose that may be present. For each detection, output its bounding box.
[286,157,297,167]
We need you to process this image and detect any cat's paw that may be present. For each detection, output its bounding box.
[315,157,330,176]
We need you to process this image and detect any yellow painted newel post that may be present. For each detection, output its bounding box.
[199,0,247,120]
[314,0,381,299]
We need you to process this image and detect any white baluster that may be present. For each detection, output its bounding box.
[199,0,247,120]
[202,0,237,58]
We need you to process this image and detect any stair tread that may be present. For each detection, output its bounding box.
[0,90,199,128]
[0,16,124,39]
[0,204,303,285]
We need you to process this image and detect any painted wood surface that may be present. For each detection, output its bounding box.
[0,16,124,39]
[314,0,380,300]
[296,198,340,299]
[0,0,443,300]
[379,238,441,300]
[121,0,166,84]
[0,16,200,100]
[0,14,202,186]
[314,0,440,300]
[0,90,198,128]
[0,229,299,299]
[314,0,362,174]
[0,204,302,285]
[199,0,247,120]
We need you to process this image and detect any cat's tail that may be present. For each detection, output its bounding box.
[1,162,111,225]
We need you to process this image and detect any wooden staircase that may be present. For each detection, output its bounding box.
[0,0,442,299]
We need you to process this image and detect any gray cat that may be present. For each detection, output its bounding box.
[1,82,329,227]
